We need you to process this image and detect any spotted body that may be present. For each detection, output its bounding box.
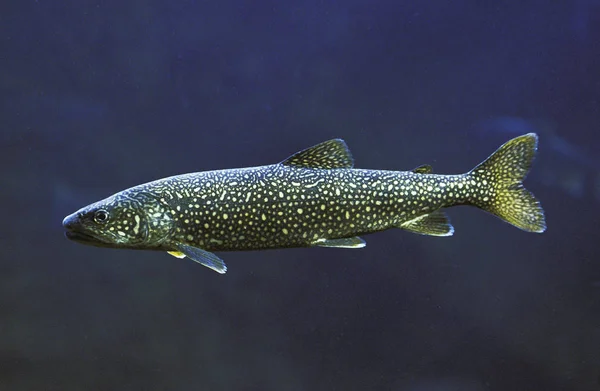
[63,134,546,273]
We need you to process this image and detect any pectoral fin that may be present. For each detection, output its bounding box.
[172,243,227,274]
[399,210,454,237]
[313,236,366,248]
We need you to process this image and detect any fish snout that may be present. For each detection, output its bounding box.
[62,213,79,230]
[63,212,99,244]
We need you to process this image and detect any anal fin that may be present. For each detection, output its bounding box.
[172,243,227,274]
[399,210,454,237]
[313,236,366,248]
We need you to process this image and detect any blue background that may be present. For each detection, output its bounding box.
[2,1,600,390]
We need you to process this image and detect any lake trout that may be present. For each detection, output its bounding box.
[63,133,546,273]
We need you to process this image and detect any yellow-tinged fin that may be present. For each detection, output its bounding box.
[469,133,546,233]
[173,243,227,274]
[281,139,354,169]
[313,236,366,248]
[412,164,433,174]
[168,251,186,258]
[399,210,454,236]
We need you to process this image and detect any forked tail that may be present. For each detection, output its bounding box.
[468,133,546,233]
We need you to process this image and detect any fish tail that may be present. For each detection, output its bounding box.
[468,133,546,233]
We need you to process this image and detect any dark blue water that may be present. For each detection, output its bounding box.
[2,1,600,390]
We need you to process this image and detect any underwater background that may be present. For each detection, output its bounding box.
[2,1,600,390]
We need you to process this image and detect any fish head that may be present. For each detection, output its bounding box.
[63,191,174,249]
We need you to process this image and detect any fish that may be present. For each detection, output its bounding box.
[63,133,546,274]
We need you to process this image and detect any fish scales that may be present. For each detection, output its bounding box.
[149,168,475,252]
[63,135,545,273]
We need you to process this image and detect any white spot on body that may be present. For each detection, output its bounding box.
[305,179,324,188]
[133,215,140,234]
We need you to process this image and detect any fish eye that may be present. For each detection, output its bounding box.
[94,209,109,223]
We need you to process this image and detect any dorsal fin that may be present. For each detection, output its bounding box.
[281,139,354,169]
[412,164,433,174]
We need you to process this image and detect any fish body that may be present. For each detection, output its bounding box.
[63,134,546,273]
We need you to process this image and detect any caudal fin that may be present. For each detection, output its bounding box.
[469,133,546,233]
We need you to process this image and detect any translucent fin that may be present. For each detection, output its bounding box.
[412,164,433,174]
[399,210,454,236]
[313,236,366,248]
[469,133,546,233]
[281,139,354,169]
[167,251,186,259]
[174,243,227,274]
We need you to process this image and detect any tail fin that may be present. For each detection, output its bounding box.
[469,133,546,233]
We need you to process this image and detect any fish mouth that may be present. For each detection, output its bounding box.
[64,230,104,245]
[63,212,107,247]
[64,228,116,248]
